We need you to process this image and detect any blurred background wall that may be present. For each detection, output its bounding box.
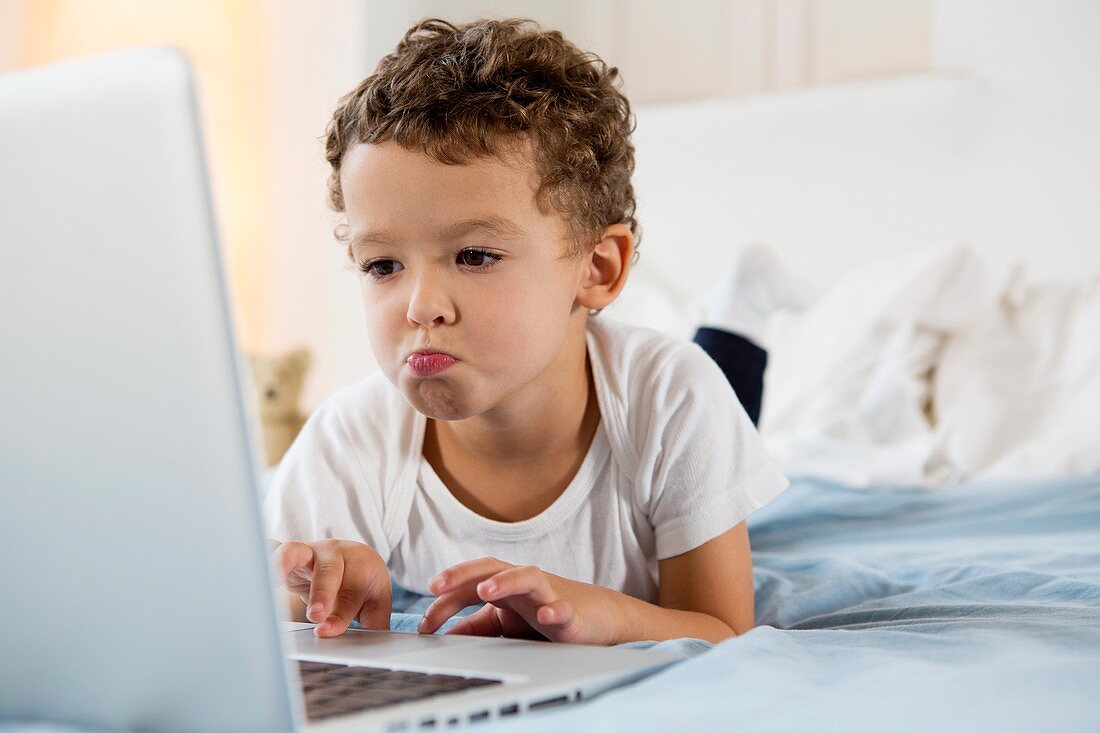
[1,0,1096,410]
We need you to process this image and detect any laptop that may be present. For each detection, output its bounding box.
[0,46,684,732]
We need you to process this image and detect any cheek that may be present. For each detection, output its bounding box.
[360,285,403,364]
[471,275,573,362]
[357,267,575,367]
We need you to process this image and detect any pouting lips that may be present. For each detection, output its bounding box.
[407,353,456,376]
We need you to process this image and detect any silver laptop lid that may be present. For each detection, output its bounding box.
[0,47,297,732]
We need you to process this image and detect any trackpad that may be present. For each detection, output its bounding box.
[287,627,483,663]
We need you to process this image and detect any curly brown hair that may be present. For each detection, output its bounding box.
[322,17,640,261]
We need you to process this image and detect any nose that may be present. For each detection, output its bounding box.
[406,267,456,328]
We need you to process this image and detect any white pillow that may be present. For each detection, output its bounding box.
[931,274,1100,481]
[759,244,1019,487]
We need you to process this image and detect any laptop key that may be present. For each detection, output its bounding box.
[324,696,382,712]
[417,674,468,683]
[296,660,506,722]
[407,674,472,689]
[300,671,340,683]
[340,667,396,680]
[307,696,376,715]
[310,686,422,706]
[371,670,429,683]
[305,690,353,706]
[462,678,503,688]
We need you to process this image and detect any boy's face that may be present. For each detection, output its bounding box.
[340,139,591,421]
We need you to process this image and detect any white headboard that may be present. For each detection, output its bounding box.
[626,73,1100,308]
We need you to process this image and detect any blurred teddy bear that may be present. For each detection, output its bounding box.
[248,347,311,467]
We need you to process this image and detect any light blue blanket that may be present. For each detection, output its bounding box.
[392,474,1100,731]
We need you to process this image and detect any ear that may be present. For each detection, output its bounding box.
[575,224,634,312]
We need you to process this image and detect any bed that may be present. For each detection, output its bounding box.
[385,473,1100,731]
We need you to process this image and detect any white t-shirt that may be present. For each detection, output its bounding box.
[264,317,789,603]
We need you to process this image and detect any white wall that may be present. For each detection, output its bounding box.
[932,0,1100,283]
[355,0,934,103]
[0,1,23,72]
[260,0,375,415]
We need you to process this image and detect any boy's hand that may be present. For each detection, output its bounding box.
[271,539,392,638]
[417,558,626,645]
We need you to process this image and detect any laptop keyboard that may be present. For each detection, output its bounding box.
[297,660,503,721]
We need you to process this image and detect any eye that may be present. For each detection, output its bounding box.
[458,248,503,270]
[357,259,403,279]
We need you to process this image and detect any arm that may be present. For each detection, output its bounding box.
[627,521,754,642]
[417,522,754,645]
[614,344,775,642]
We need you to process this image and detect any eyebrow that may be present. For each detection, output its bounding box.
[350,215,527,248]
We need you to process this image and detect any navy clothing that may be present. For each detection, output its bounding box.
[691,327,767,427]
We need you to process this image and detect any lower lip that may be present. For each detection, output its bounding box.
[407,353,456,377]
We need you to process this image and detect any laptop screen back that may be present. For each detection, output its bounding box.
[0,47,298,733]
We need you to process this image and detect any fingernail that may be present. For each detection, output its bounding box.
[481,581,496,595]
[428,574,443,591]
[308,603,323,621]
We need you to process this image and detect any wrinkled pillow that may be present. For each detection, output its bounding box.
[759,245,1019,487]
[931,274,1100,481]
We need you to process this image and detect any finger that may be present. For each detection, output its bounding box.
[274,541,314,584]
[424,566,553,636]
[355,568,393,632]
[320,557,374,638]
[443,604,503,637]
[448,605,546,641]
[496,606,550,641]
[418,585,487,635]
[305,547,344,625]
[419,558,512,634]
[427,557,510,596]
[537,600,575,628]
[476,566,555,606]
[536,601,582,643]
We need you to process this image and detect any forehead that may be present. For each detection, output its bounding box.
[339,139,563,247]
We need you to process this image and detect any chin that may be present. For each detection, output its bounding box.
[403,377,477,421]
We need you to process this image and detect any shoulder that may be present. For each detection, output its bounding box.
[315,368,415,439]
[283,368,422,490]
[588,316,732,424]
[264,369,423,555]
[587,314,691,368]
[587,318,738,479]
[589,320,789,558]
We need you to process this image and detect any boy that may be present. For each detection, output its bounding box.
[265,17,790,645]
